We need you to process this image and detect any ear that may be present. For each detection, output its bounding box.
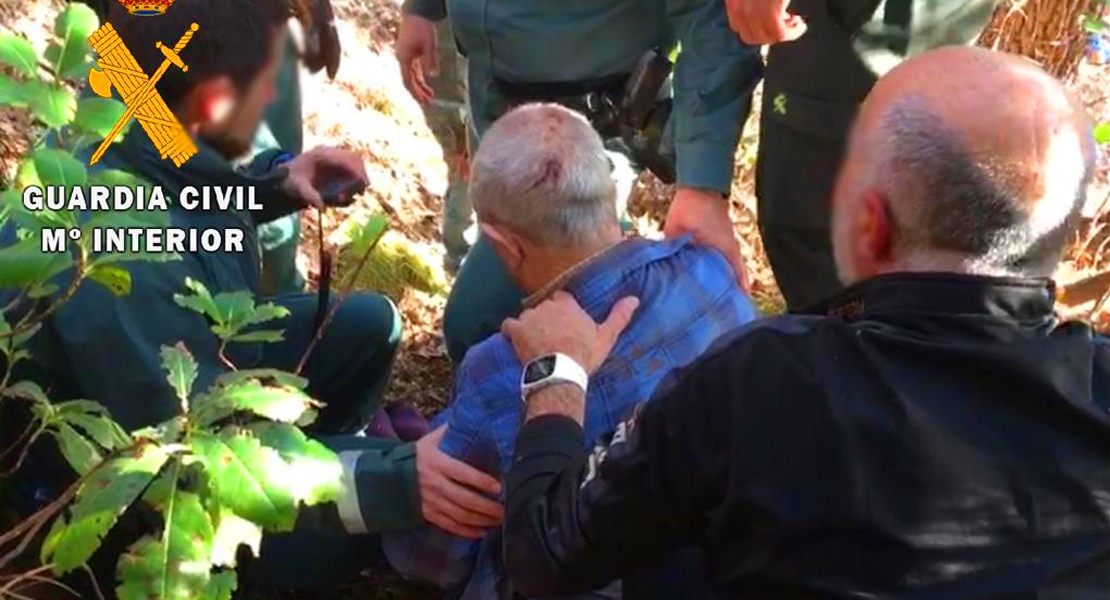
[183,76,236,128]
[480,222,524,271]
[858,189,893,265]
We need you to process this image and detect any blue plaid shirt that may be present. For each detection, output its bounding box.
[383,236,758,600]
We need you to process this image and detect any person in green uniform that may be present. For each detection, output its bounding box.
[396,15,476,273]
[725,0,1002,309]
[398,0,763,363]
[1,0,505,591]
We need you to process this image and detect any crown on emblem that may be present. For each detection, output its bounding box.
[115,0,176,16]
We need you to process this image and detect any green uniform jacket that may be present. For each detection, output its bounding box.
[13,130,421,532]
[404,0,760,194]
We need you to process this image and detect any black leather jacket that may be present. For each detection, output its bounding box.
[504,274,1110,599]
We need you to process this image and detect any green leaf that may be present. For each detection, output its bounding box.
[0,232,74,287]
[33,147,87,188]
[2,379,49,404]
[215,369,308,390]
[117,463,214,600]
[27,281,61,298]
[201,380,316,424]
[230,330,285,343]
[62,412,131,451]
[51,3,98,79]
[88,168,147,189]
[73,97,126,137]
[132,418,185,445]
[87,263,131,295]
[0,34,38,77]
[25,81,77,129]
[160,343,198,406]
[40,512,68,565]
[174,278,290,341]
[172,277,221,322]
[344,213,389,256]
[1083,17,1107,34]
[1094,122,1110,146]
[45,445,169,573]
[210,510,261,567]
[188,429,297,530]
[0,73,25,105]
[251,422,342,505]
[16,157,41,188]
[53,422,103,475]
[55,399,111,415]
[1,322,42,363]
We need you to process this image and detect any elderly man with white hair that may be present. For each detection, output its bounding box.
[497,47,1110,600]
[383,103,758,600]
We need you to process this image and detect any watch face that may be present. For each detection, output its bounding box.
[523,355,557,385]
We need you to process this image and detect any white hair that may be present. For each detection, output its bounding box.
[469,103,618,247]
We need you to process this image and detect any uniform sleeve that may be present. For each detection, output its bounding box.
[240,148,303,224]
[665,0,762,193]
[331,438,424,533]
[401,0,447,21]
[503,354,734,597]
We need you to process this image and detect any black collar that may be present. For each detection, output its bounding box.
[808,272,1057,326]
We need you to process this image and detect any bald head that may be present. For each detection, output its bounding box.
[833,46,1096,281]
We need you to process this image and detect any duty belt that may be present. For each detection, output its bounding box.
[492,73,629,139]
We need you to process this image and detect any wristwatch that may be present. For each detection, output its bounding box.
[520,353,589,401]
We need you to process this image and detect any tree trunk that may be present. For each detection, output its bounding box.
[978,0,1105,79]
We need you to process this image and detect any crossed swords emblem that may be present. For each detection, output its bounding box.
[86,22,200,167]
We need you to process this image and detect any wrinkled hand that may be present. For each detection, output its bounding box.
[416,426,503,538]
[280,146,368,209]
[664,187,750,292]
[501,291,640,375]
[724,0,807,45]
[302,0,342,78]
[395,13,438,105]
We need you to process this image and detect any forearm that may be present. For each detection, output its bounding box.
[504,414,598,597]
[669,0,762,193]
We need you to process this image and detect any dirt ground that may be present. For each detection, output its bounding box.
[0,0,1108,598]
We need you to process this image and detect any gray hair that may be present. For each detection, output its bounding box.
[469,103,618,247]
[873,96,1095,278]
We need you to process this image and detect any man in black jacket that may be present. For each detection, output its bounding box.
[497,46,1109,600]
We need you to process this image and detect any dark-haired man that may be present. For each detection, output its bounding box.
[498,47,1110,599]
[5,0,501,591]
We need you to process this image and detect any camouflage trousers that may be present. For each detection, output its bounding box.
[423,21,476,271]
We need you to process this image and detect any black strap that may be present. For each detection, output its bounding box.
[492,73,629,104]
